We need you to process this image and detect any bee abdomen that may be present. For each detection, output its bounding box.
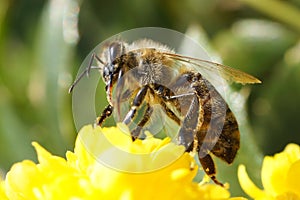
[193,74,240,164]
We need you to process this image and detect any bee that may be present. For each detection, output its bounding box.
[69,39,261,186]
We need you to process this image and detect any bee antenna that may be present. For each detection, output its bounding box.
[68,53,104,93]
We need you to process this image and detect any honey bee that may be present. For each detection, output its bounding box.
[69,39,261,186]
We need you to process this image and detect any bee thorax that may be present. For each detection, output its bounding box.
[136,58,164,85]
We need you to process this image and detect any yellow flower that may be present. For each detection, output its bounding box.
[238,143,300,200]
[2,125,241,199]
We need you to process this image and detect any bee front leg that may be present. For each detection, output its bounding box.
[96,104,114,126]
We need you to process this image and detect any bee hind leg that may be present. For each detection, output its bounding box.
[199,153,224,187]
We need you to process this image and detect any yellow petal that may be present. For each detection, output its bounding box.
[286,160,300,197]
[284,143,300,163]
[261,154,290,195]
[238,165,268,199]
[33,142,69,167]
[239,143,300,200]
[5,160,42,200]
[260,144,300,196]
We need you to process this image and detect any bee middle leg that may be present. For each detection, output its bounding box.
[132,85,183,139]
[123,85,149,125]
[123,84,182,141]
[122,85,152,140]
[131,103,153,140]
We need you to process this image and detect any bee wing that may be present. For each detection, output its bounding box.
[164,53,261,85]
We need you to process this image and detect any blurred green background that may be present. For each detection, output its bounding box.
[1,0,300,197]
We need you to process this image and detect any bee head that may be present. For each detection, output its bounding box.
[68,41,127,94]
[102,41,126,84]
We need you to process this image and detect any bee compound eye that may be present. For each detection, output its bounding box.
[109,42,124,62]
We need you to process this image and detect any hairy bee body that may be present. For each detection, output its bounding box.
[70,39,260,186]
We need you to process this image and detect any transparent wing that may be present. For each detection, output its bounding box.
[164,52,261,85]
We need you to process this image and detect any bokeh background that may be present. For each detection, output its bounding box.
[0,0,300,197]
